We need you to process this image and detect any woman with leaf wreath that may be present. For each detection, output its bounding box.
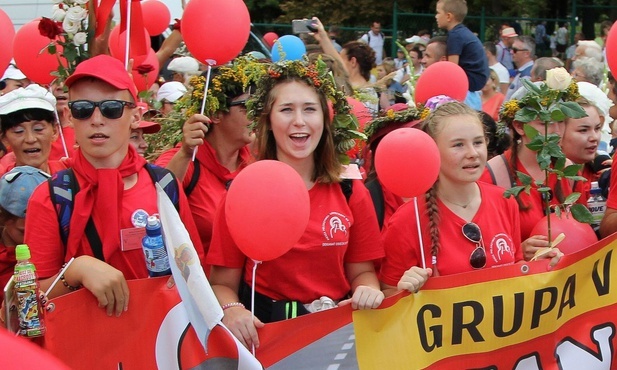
[206,58,384,350]
[154,56,266,260]
[479,68,590,261]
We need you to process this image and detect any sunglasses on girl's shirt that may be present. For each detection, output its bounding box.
[68,100,136,120]
[462,222,487,269]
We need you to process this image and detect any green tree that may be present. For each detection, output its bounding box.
[245,0,284,23]
[275,0,395,26]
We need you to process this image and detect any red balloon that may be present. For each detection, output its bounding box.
[0,9,15,73]
[225,160,310,261]
[414,61,468,105]
[141,0,171,36]
[12,19,66,85]
[606,22,617,75]
[131,48,159,92]
[375,128,441,198]
[263,32,279,48]
[108,25,151,64]
[530,213,597,255]
[0,329,70,369]
[182,0,251,66]
[347,97,372,129]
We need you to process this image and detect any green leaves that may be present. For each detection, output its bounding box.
[570,203,594,224]
[507,79,592,233]
[559,101,587,119]
[515,107,538,123]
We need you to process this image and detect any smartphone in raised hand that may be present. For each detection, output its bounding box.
[292,19,317,34]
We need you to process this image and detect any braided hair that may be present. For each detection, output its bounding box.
[420,102,482,259]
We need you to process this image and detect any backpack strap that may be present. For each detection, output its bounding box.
[485,162,497,185]
[49,165,180,260]
[49,169,105,261]
[365,179,385,230]
[501,154,517,187]
[144,163,180,211]
[49,169,78,248]
[183,159,201,197]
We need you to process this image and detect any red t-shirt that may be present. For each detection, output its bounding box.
[155,142,251,256]
[481,93,505,121]
[49,126,76,160]
[380,181,523,286]
[24,166,204,279]
[207,179,384,303]
[479,151,586,240]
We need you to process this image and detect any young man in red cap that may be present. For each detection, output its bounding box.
[24,55,204,317]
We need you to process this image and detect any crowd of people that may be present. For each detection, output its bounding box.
[1,0,617,356]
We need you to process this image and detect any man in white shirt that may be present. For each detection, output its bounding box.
[484,41,510,94]
[360,21,385,65]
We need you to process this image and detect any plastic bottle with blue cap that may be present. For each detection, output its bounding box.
[141,215,171,277]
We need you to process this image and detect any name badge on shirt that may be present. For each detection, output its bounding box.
[120,227,146,251]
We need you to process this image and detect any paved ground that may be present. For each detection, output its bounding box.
[268,323,359,369]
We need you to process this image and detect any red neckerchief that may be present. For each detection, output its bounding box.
[64,146,147,260]
[196,141,252,183]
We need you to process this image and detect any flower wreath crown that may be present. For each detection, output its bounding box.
[186,56,267,118]
[145,56,266,159]
[246,57,366,164]
[364,105,425,140]
[498,75,581,128]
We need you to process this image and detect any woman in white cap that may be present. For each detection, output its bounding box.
[0,84,64,175]
[0,62,30,95]
[156,81,187,115]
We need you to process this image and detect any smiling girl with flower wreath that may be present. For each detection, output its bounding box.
[207,57,384,350]
[479,67,589,260]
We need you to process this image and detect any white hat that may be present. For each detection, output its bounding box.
[577,81,614,129]
[501,27,518,38]
[405,35,427,45]
[156,81,187,102]
[0,84,56,115]
[167,57,200,74]
[1,62,27,81]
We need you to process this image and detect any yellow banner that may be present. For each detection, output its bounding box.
[354,237,617,369]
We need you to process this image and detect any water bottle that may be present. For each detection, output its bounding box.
[13,244,46,338]
[141,215,171,277]
[588,181,606,233]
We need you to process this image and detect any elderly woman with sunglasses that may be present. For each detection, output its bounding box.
[379,100,562,296]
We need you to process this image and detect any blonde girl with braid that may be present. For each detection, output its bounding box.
[380,101,561,296]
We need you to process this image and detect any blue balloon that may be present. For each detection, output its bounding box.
[271,35,306,62]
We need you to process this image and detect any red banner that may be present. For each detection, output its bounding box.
[41,234,617,369]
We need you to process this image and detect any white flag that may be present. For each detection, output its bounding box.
[156,184,262,369]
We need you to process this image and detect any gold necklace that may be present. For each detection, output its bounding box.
[439,194,472,208]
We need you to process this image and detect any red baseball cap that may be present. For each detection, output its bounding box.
[137,120,161,134]
[65,55,138,102]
